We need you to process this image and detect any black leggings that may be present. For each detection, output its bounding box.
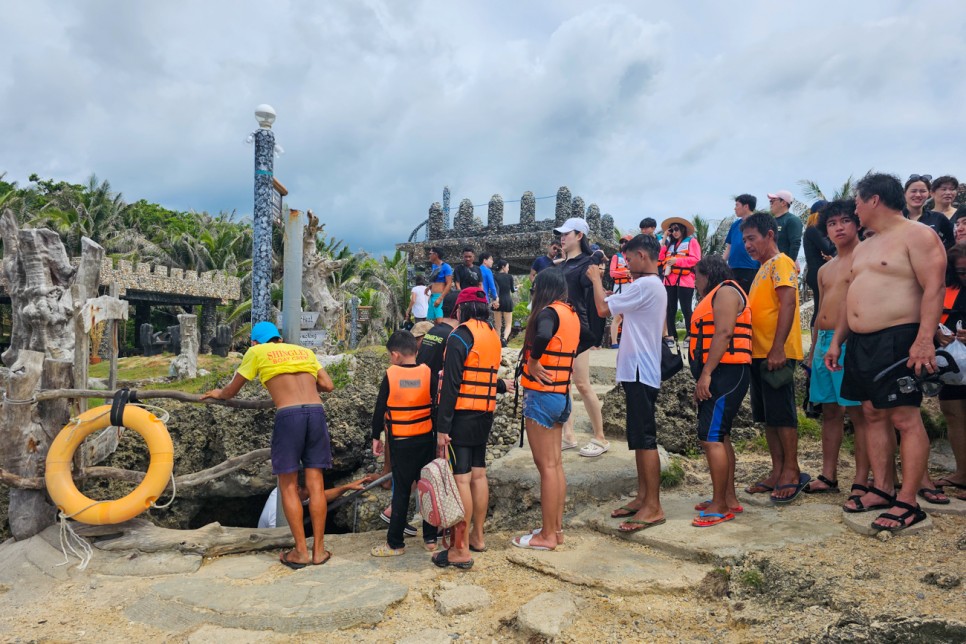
[665,285,694,337]
[387,436,438,549]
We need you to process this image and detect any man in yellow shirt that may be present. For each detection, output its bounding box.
[741,213,809,503]
[202,321,335,568]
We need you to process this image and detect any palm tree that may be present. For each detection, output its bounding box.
[31,174,130,254]
[798,176,855,202]
[691,214,732,257]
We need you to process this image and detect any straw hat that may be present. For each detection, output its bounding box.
[660,217,695,238]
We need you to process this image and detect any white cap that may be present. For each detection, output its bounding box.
[554,217,590,235]
[767,190,793,204]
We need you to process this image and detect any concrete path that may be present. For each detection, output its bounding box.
[571,496,845,563]
[507,533,708,595]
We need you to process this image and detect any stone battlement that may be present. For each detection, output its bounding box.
[397,185,618,274]
[96,258,241,302]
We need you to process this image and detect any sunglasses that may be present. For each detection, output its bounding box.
[908,174,932,183]
[669,226,683,232]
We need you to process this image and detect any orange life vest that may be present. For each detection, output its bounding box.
[660,238,695,280]
[609,254,631,286]
[522,301,580,394]
[452,319,502,412]
[385,364,433,437]
[942,286,960,326]
[689,280,753,366]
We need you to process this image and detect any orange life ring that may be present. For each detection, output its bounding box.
[45,404,174,525]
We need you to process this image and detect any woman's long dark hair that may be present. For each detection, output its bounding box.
[522,268,568,357]
[576,231,593,257]
[947,242,966,288]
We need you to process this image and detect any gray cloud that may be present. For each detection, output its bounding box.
[1,0,964,257]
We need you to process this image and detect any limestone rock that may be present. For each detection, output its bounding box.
[517,591,578,639]
[819,614,966,644]
[434,584,491,616]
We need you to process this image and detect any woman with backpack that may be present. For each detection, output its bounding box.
[513,268,579,550]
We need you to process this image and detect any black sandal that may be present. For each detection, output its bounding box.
[848,483,869,503]
[872,500,928,533]
[432,549,473,570]
[843,486,894,513]
[803,474,840,494]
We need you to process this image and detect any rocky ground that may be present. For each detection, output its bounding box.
[2,349,965,642]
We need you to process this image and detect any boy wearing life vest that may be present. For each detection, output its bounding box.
[202,321,335,569]
[371,330,438,556]
[433,287,514,569]
[689,257,752,527]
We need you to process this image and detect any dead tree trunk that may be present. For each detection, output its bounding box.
[0,209,105,538]
[1,350,55,539]
[302,210,347,351]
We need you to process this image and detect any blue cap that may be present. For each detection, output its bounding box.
[251,321,281,344]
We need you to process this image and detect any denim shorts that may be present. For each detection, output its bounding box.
[523,390,572,428]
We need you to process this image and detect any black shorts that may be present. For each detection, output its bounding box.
[841,323,923,409]
[749,359,798,428]
[622,380,660,450]
[449,444,486,475]
[697,363,750,442]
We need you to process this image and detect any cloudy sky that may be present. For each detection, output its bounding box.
[3,1,964,257]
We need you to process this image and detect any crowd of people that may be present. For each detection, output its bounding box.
[201,171,965,570]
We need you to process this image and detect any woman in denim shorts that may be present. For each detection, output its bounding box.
[512,269,580,551]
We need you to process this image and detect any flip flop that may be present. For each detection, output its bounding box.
[803,474,840,494]
[431,549,473,570]
[692,512,735,528]
[918,488,950,505]
[579,438,610,458]
[935,478,966,491]
[694,500,744,513]
[745,481,774,494]
[611,504,639,518]
[469,544,487,553]
[312,550,332,565]
[618,518,666,533]
[279,550,308,570]
[770,473,811,504]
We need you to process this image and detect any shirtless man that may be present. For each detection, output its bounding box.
[425,247,454,321]
[826,173,945,532]
[203,321,335,567]
[803,200,869,497]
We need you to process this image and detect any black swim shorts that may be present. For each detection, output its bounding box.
[841,323,923,409]
[748,359,798,428]
[622,380,660,450]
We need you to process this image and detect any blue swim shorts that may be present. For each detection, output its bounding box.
[426,293,443,320]
[810,330,860,407]
[523,389,572,429]
[271,404,333,474]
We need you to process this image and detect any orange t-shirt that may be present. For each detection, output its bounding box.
[747,253,803,360]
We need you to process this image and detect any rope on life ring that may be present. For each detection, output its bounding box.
[45,404,174,526]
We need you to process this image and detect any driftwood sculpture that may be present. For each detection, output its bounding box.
[0,210,108,538]
[302,210,347,349]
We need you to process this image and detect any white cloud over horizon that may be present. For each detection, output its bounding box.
[2,1,964,257]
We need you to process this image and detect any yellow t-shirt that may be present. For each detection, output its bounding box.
[236,342,323,384]
[748,253,804,360]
